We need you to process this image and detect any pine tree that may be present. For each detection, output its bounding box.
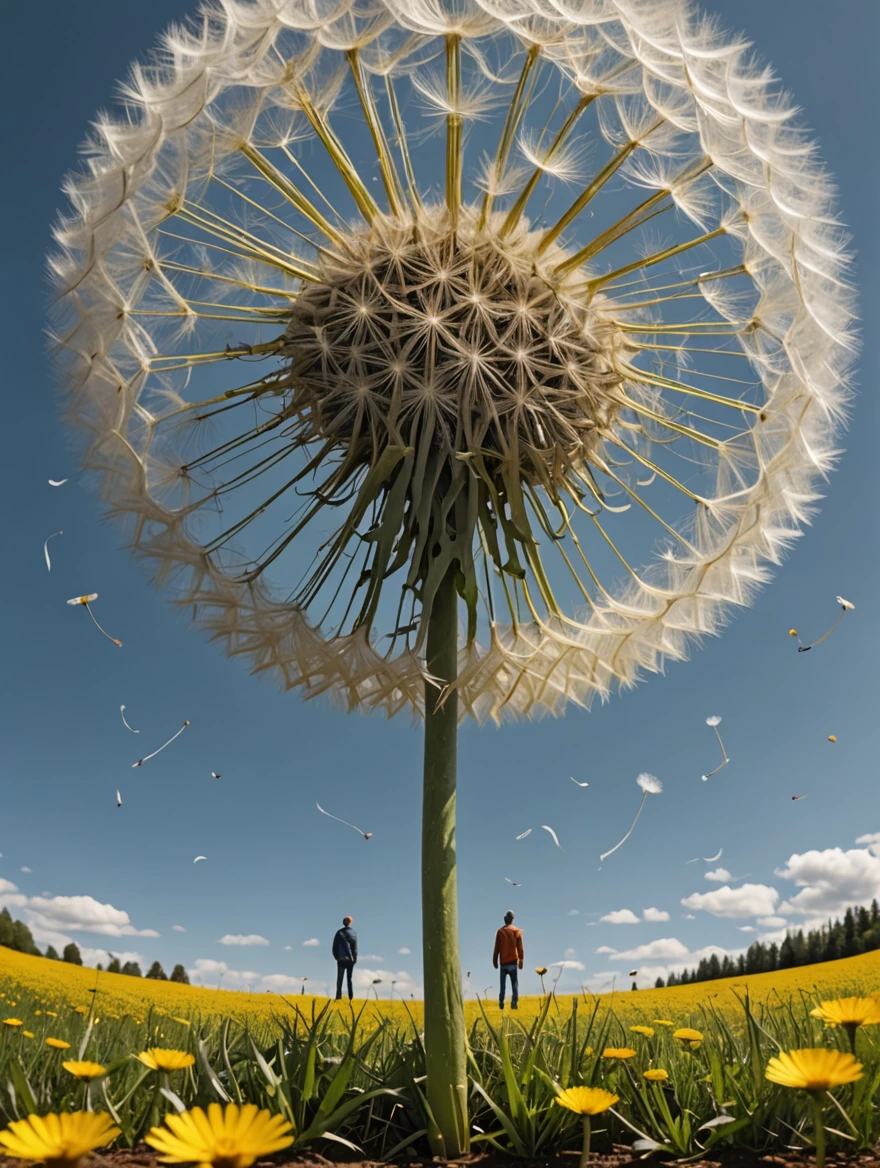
[145,961,168,980]
[63,943,83,966]
[45,945,60,960]
[842,908,861,958]
[0,908,14,948]
[11,920,40,956]
[121,961,142,977]
[169,964,190,985]
[654,977,665,988]
[779,935,797,969]
[106,956,122,974]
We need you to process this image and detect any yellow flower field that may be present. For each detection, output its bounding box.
[1,944,878,1029]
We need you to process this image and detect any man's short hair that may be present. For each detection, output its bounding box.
[343,916,352,926]
[504,911,515,924]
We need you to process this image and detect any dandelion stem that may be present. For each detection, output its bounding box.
[422,566,468,1157]
[809,1091,827,1168]
[580,1116,592,1168]
[445,35,463,229]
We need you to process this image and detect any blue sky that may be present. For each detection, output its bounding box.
[0,0,878,999]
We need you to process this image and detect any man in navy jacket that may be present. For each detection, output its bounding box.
[332,915,358,1000]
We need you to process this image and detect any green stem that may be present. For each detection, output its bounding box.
[580,1116,592,1168]
[809,1091,826,1168]
[422,567,468,1158]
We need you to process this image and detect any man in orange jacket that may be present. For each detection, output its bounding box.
[492,910,524,1009]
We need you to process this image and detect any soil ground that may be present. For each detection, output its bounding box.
[4,1147,878,1168]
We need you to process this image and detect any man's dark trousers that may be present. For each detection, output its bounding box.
[336,959,354,1000]
[499,962,519,1008]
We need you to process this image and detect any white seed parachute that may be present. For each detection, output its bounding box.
[116,789,122,808]
[703,848,723,863]
[570,777,589,787]
[541,825,563,850]
[211,771,221,778]
[515,829,532,840]
[701,716,729,781]
[792,794,808,801]
[48,479,68,487]
[193,856,207,863]
[790,597,855,652]
[600,773,662,864]
[316,802,372,839]
[66,593,122,647]
[120,705,140,734]
[504,877,522,886]
[132,720,190,767]
[43,531,63,572]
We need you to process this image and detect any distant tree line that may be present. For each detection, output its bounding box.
[653,900,880,988]
[0,908,189,983]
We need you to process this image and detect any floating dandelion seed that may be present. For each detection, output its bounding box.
[120,705,140,734]
[504,877,522,886]
[703,849,723,863]
[47,479,68,487]
[316,802,372,840]
[132,721,190,767]
[193,856,207,864]
[792,794,808,801]
[116,790,122,808]
[600,774,662,863]
[66,594,121,647]
[43,531,62,572]
[795,597,856,653]
[542,825,564,850]
[211,771,221,778]
[827,735,837,743]
[570,778,589,788]
[50,1,857,1151]
[515,829,532,840]
[702,716,729,781]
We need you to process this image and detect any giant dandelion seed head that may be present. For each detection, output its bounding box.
[51,0,856,722]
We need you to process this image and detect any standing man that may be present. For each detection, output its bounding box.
[492,910,524,1010]
[332,915,358,1001]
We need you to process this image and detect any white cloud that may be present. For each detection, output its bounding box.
[705,868,732,883]
[758,929,789,945]
[172,925,186,933]
[607,937,690,962]
[188,958,315,995]
[642,907,669,922]
[600,908,640,925]
[20,867,32,874]
[362,954,385,961]
[218,934,270,947]
[550,959,585,971]
[283,945,292,951]
[398,947,412,955]
[564,948,578,959]
[776,846,880,918]
[737,926,757,933]
[352,967,422,997]
[84,947,144,967]
[595,946,617,955]
[757,916,788,929]
[302,938,321,947]
[567,909,580,916]
[260,973,308,992]
[26,895,160,938]
[855,833,880,857]
[681,883,779,919]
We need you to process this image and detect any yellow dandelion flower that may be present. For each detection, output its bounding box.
[63,1061,108,1081]
[601,1047,636,1060]
[46,1011,58,1017]
[138,1048,196,1072]
[535,967,548,976]
[2,1018,23,1027]
[643,1069,669,1082]
[0,1111,120,1163]
[630,1025,654,1038]
[74,1006,89,1015]
[146,1102,293,1168]
[810,997,880,1030]
[46,1038,72,1050]
[673,1028,704,1042]
[23,1031,34,1039]
[652,1020,675,1027]
[555,1086,619,1116]
[766,1049,863,1092]
[34,1010,42,1016]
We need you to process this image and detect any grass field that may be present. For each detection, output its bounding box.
[2,945,879,1027]
[1,946,879,1159]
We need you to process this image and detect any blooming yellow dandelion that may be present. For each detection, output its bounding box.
[23,1031,34,1039]
[643,1069,669,1082]
[602,1048,636,1060]
[630,1025,654,1038]
[46,1011,58,1018]
[555,1088,619,1168]
[63,1061,108,1081]
[74,1006,89,1015]
[766,1049,863,1168]
[146,1102,293,1168]
[0,1112,120,1164]
[652,1020,675,1027]
[810,997,880,1053]
[673,1027,703,1048]
[138,1048,196,1072]
[3,1018,23,1027]
[46,1038,72,1050]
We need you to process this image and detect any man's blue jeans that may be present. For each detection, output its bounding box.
[499,962,519,1008]
[336,960,354,1000]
